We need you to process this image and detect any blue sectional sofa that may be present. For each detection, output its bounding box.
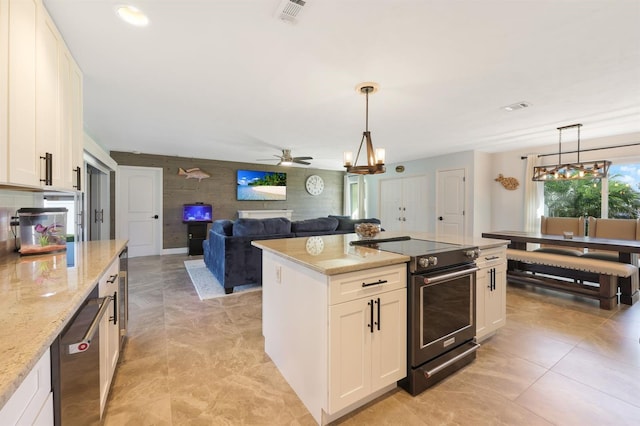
[202,216,381,293]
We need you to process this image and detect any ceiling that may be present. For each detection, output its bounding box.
[43,0,640,170]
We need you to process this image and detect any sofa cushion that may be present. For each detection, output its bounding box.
[291,217,339,233]
[212,219,234,236]
[330,216,382,232]
[232,217,292,237]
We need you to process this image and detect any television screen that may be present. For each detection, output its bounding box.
[237,170,287,201]
[183,204,213,223]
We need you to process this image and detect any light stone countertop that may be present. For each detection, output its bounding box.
[252,232,509,276]
[0,240,128,410]
[253,234,410,275]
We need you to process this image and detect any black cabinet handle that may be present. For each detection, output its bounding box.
[112,291,118,325]
[107,274,118,284]
[361,279,388,288]
[490,268,496,291]
[368,300,374,333]
[375,298,380,331]
[73,166,81,190]
[40,152,53,185]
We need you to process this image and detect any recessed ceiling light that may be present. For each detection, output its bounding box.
[116,5,149,27]
[502,101,531,112]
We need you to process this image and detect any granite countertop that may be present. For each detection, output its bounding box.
[253,234,410,275]
[252,232,509,275]
[0,240,128,410]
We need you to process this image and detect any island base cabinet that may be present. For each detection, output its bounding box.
[99,258,120,417]
[475,246,507,341]
[262,252,406,425]
[328,288,406,413]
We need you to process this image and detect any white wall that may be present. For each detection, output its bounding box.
[364,131,640,237]
[490,131,640,231]
[365,150,476,235]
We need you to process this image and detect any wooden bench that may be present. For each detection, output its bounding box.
[506,249,639,309]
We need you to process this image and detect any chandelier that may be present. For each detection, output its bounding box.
[532,123,611,181]
[343,82,385,175]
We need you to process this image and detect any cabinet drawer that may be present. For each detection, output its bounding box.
[329,264,406,305]
[477,246,506,268]
[99,259,119,297]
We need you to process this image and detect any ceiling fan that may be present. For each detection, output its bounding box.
[257,149,313,166]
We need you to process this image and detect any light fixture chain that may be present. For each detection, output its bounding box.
[558,127,562,165]
[365,90,369,132]
[577,124,580,163]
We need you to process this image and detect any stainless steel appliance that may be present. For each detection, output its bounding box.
[352,237,480,396]
[51,286,114,425]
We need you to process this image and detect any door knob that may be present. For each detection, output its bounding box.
[438,216,443,221]
[152,215,159,219]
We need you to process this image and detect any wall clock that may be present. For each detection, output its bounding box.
[305,175,324,196]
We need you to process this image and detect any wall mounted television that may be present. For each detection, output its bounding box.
[237,170,287,201]
[182,203,213,223]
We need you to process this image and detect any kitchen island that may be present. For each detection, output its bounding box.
[253,234,409,425]
[0,240,128,420]
[253,232,509,425]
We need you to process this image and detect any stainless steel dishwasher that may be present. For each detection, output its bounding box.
[51,285,114,425]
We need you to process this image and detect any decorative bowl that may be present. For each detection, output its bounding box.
[354,223,381,239]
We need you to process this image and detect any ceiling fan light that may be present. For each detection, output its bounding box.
[280,160,292,166]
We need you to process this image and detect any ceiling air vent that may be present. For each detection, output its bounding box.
[275,0,307,24]
[502,101,531,112]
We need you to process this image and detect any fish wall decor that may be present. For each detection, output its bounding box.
[495,174,519,190]
[178,167,211,181]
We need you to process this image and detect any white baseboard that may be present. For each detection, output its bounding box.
[163,247,188,255]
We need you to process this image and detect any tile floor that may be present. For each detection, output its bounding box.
[103,254,640,425]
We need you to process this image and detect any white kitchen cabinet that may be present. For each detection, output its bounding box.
[98,258,120,417]
[0,0,83,190]
[0,0,8,182]
[475,245,507,341]
[6,0,39,186]
[379,176,428,232]
[262,252,406,425]
[69,60,83,190]
[0,349,53,425]
[35,5,64,188]
[328,287,406,412]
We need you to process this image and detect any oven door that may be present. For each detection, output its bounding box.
[410,264,478,367]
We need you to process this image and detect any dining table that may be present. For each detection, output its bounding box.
[482,230,640,306]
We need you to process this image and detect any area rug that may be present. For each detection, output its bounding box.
[184,259,261,300]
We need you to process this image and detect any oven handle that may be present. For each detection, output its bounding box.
[423,342,480,378]
[422,267,479,285]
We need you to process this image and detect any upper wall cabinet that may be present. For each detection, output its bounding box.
[0,0,83,191]
[0,0,9,182]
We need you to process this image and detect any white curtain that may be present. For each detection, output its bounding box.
[524,154,543,232]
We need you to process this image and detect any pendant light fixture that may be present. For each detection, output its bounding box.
[532,124,611,181]
[343,82,385,175]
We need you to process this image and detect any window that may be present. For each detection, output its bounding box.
[344,175,366,219]
[544,162,640,219]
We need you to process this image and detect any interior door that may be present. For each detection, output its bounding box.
[116,166,162,257]
[436,168,465,240]
[401,175,428,232]
[380,176,428,232]
[379,179,403,231]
